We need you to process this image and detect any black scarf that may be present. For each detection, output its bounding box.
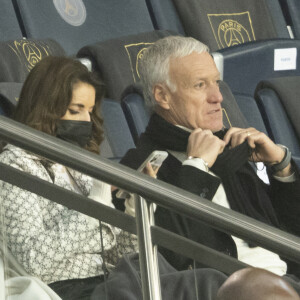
[145,113,279,227]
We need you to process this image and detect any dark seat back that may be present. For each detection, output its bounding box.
[77,30,173,101]
[0,39,65,83]
[147,0,289,51]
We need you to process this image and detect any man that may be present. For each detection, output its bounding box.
[120,36,300,276]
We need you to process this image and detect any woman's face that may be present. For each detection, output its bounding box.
[61,82,96,122]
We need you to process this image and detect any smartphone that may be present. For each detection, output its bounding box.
[137,150,168,172]
[116,151,168,199]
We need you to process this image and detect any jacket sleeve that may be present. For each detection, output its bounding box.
[269,161,300,237]
[177,165,221,200]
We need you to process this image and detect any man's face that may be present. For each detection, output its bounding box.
[156,52,223,132]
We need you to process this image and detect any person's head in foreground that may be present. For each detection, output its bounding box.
[217,267,300,300]
[14,56,105,153]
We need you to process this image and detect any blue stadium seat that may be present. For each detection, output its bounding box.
[101,98,135,161]
[254,77,300,163]
[146,0,185,36]
[14,0,155,55]
[213,39,300,97]
[0,0,23,41]
[279,0,300,39]
[234,94,268,136]
[121,92,150,144]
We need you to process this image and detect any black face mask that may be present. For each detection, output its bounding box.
[56,120,92,148]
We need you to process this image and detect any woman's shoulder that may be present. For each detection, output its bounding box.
[0,144,37,162]
[0,144,45,175]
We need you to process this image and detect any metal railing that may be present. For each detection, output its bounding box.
[1,115,300,300]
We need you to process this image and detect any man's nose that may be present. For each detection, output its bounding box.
[207,84,223,103]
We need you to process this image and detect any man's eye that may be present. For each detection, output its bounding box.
[195,82,204,88]
[68,109,79,115]
[216,80,221,86]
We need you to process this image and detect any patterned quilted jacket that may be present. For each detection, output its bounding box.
[0,144,137,284]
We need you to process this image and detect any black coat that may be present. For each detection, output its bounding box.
[120,121,300,272]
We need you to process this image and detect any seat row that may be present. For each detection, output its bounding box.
[1,0,300,53]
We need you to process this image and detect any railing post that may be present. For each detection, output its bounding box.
[135,195,162,300]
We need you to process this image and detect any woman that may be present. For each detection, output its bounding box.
[0,56,137,299]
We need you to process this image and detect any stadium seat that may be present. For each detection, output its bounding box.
[77,30,173,101]
[121,88,150,144]
[0,39,65,83]
[280,0,300,39]
[0,0,23,41]
[147,0,290,51]
[100,98,135,161]
[234,94,268,136]
[14,0,155,55]
[254,77,300,163]
[0,38,64,116]
[146,0,185,36]
[213,39,300,97]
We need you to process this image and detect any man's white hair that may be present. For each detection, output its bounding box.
[139,35,210,111]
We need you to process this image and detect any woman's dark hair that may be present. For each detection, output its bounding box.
[14,56,105,154]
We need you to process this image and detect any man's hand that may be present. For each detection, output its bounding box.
[142,162,159,178]
[187,128,226,167]
[223,127,292,176]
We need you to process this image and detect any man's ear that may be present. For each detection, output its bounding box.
[153,84,170,110]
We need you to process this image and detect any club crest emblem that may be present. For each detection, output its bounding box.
[9,40,50,72]
[125,43,154,82]
[53,0,86,26]
[208,12,256,49]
